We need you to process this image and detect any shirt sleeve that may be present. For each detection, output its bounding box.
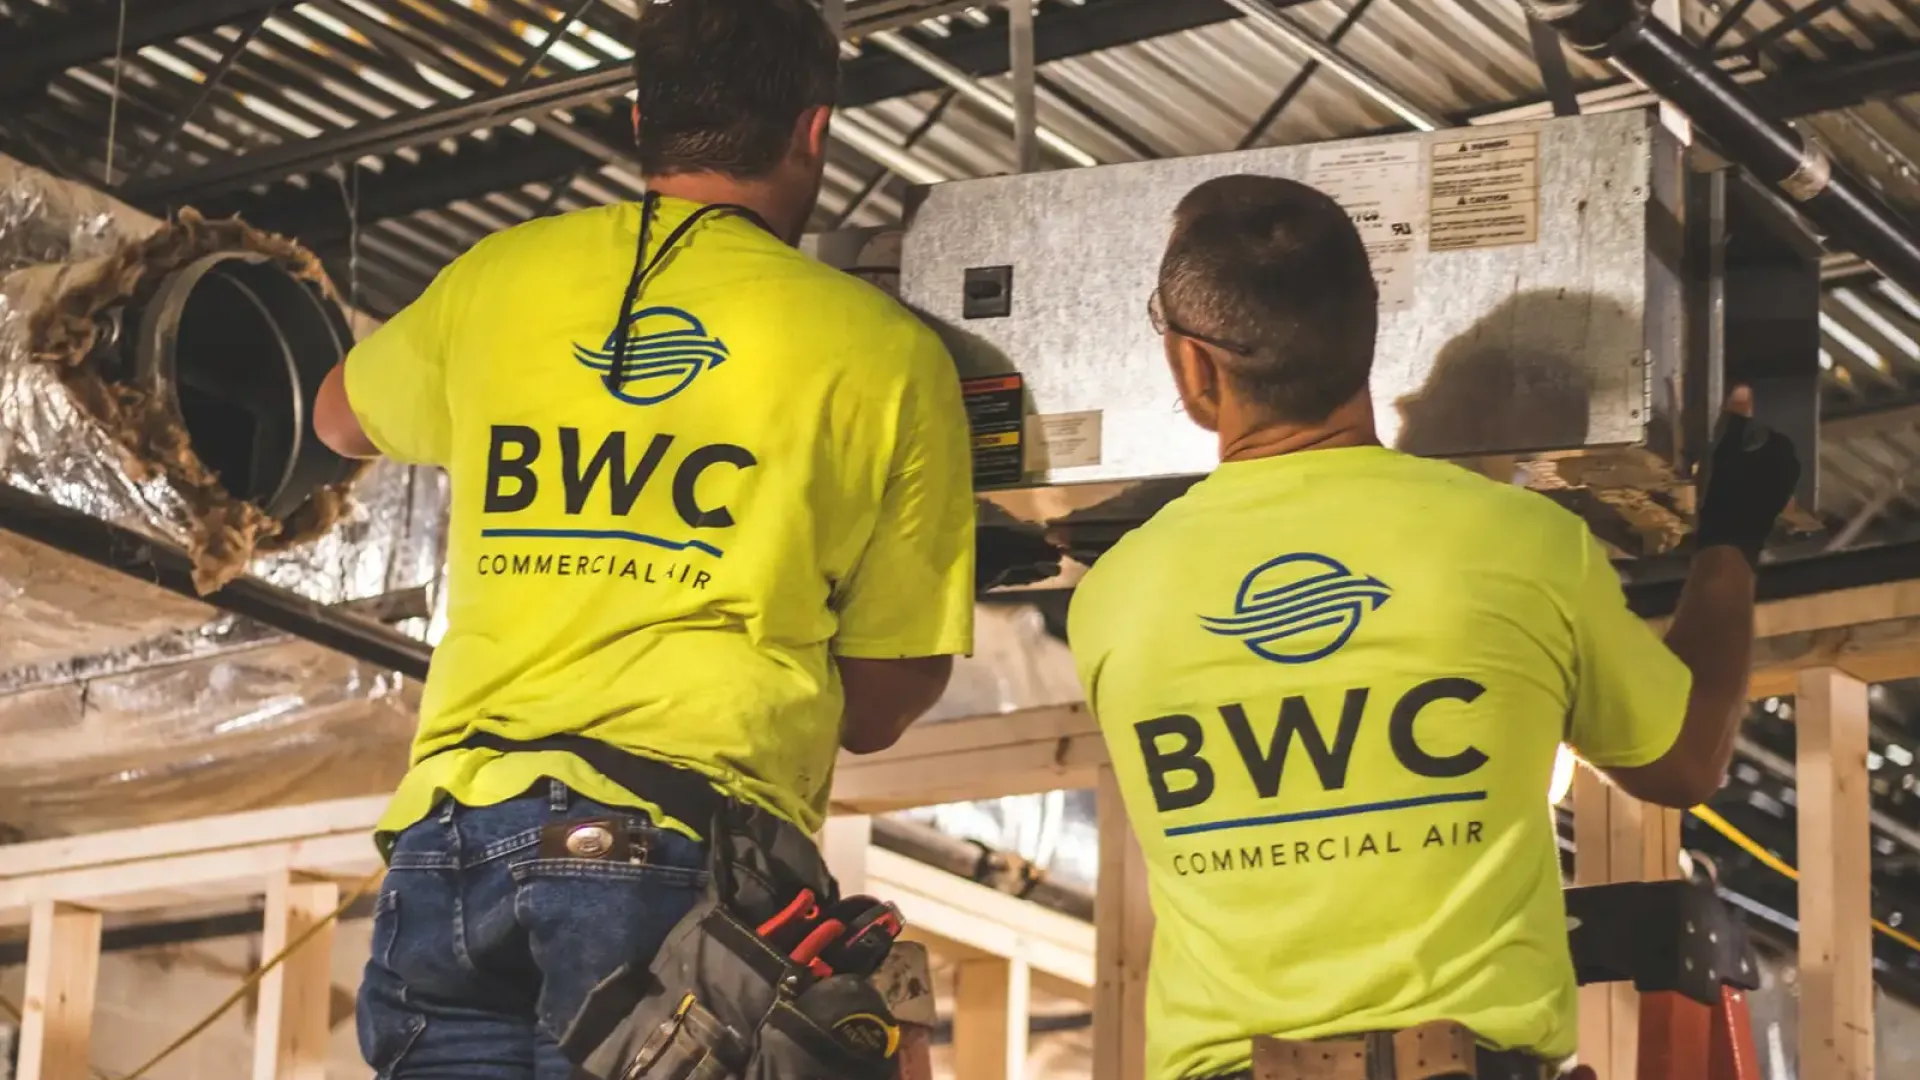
[342,251,473,466]
[831,328,976,660]
[1564,532,1693,769]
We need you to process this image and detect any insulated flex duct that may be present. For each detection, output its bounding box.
[0,156,446,834]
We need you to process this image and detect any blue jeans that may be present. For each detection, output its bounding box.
[357,780,709,1079]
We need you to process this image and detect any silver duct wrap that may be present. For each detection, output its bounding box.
[0,155,445,836]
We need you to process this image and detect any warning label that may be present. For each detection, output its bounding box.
[961,374,1026,489]
[1428,131,1540,252]
[1308,141,1422,312]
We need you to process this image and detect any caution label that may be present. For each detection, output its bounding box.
[1428,131,1540,252]
[961,374,1026,489]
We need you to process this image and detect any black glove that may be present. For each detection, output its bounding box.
[1694,404,1800,567]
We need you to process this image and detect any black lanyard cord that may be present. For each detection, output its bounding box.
[605,193,774,395]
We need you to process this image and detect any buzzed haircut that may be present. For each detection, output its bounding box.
[631,0,841,178]
[1159,175,1379,424]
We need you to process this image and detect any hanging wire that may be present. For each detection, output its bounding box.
[103,0,130,184]
[334,163,365,318]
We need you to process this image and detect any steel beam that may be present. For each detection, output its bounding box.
[0,485,434,681]
[134,0,1303,209]
[0,0,288,98]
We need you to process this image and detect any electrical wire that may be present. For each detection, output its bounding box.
[110,869,384,1080]
[1689,804,1920,955]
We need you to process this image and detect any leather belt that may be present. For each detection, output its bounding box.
[1228,1021,1553,1080]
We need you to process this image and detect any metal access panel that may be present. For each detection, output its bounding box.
[900,110,1677,503]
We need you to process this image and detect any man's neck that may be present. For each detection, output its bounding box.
[645,173,798,245]
[1218,393,1383,464]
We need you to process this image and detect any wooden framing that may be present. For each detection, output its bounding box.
[1796,668,1875,1080]
[16,901,101,1080]
[251,872,341,1080]
[953,956,1030,1080]
[1093,765,1151,1080]
[1572,766,1683,1075]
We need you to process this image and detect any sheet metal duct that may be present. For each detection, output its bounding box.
[0,156,444,836]
[872,110,1707,563]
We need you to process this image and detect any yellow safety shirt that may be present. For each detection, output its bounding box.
[1067,446,1689,1080]
[346,198,976,843]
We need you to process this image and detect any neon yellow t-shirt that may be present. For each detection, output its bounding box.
[346,199,976,841]
[1067,446,1689,1080]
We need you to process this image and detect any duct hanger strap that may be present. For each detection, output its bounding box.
[1778,137,1833,203]
[1522,0,1650,57]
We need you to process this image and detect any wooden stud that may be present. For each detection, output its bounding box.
[1094,766,1151,1080]
[954,956,1031,1080]
[818,814,873,898]
[1573,763,1682,1077]
[251,871,341,1080]
[16,900,101,1080]
[1797,667,1874,1080]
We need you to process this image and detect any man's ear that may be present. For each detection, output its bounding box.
[1166,336,1223,433]
[795,105,833,161]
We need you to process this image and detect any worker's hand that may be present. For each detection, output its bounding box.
[1694,386,1799,567]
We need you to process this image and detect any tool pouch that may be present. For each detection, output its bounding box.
[562,807,900,1080]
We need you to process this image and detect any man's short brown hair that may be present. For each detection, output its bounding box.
[631,0,841,178]
[1159,175,1379,424]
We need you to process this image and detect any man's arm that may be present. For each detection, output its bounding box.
[315,362,381,459]
[839,656,955,755]
[833,331,977,757]
[312,250,474,467]
[1574,388,1799,809]
[1604,547,1755,807]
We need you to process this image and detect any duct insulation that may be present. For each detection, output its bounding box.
[0,155,445,835]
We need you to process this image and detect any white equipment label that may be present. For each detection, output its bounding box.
[1026,411,1104,471]
[1307,141,1423,313]
[1428,131,1541,252]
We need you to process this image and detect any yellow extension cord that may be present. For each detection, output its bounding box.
[1688,804,1920,954]
[1,869,384,1080]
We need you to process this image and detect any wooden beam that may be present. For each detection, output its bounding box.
[954,956,1031,1080]
[871,848,1093,989]
[1748,615,1920,699]
[1093,766,1150,1080]
[818,815,873,898]
[17,900,101,1080]
[0,831,378,922]
[0,796,388,879]
[831,703,1106,813]
[1797,668,1875,1080]
[251,872,341,1080]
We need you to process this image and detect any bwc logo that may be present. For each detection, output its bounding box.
[1201,553,1391,664]
[575,307,729,406]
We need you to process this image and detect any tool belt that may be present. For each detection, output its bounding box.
[440,732,906,1080]
[1245,1022,1556,1080]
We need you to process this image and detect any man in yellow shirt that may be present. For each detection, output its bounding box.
[313,2,975,1075]
[1068,176,1799,1080]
